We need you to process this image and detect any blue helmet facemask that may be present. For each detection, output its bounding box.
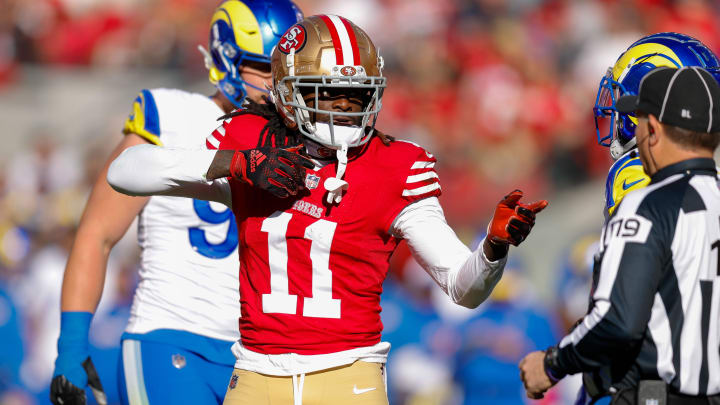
[592,33,720,160]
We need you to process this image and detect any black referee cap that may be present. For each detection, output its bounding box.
[616,66,720,133]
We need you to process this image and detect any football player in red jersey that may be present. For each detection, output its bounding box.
[107,15,548,405]
[51,2,303,405]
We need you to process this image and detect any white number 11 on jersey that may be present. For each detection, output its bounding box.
[261,211,341,318]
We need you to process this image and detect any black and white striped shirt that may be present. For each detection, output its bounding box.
[551,158,720,396]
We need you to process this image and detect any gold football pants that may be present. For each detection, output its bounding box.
[222,361,389,405]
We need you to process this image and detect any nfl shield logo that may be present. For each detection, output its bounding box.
[229,375,238,390]
[171,354,186,369]
[305,174,320,190]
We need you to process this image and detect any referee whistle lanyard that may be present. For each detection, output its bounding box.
[292,373,305,405]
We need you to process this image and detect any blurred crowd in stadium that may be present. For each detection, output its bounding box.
[0,0,718,404]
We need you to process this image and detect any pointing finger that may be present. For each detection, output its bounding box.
[501,189,523,207]
[526,200,549,214]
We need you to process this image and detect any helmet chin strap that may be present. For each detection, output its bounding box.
[304,122,364,205]
[324,144,349,204]
[301,137,350,205]
[301,139,349,204]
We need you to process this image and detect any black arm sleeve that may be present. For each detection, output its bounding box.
[552,210,667,376]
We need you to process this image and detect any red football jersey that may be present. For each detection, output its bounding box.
[212,114,441,355]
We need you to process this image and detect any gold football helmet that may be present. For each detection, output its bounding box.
[270,15,386,150]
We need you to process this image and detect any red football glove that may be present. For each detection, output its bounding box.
[229,146,314,198]
[487,190,548,246]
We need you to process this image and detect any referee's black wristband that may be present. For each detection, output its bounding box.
[544,346,566,383]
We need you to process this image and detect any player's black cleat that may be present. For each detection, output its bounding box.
[50,358,107,405]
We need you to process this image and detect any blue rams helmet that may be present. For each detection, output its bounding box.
[594,32,720,160]
[200,0,303,108]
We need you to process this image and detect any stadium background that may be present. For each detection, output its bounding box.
[0,0,718,404]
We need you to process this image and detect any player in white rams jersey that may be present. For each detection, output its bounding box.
[50,2,302,404]
[120,89,240,340]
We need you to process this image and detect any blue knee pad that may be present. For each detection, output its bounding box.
[118,333,234,405]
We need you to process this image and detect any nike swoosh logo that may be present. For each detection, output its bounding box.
[622,178,643,190]
[353,385,376,395]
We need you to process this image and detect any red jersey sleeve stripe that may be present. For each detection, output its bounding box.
[206,134,220,149]
[411,161,435,170]
[207,122,227,150]
[404,176,438,191]
[402,182,441,197]
[406,171,438,184]
[319,15,343,65]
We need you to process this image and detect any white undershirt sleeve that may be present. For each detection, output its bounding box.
[390,197,507,308]
[107,144,232,207]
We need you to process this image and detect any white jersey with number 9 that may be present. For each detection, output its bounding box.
[122,88,240,342]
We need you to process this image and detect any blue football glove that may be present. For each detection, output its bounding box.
[50,312,107,405]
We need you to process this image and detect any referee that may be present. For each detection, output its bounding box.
[520,66,720,405]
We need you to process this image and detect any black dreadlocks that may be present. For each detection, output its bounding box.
[373,128,395,146]
[217,97,395,148]
[217,97,301,148]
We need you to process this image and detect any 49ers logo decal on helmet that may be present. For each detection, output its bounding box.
[278,25,307,54]
[340,66,357,76]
